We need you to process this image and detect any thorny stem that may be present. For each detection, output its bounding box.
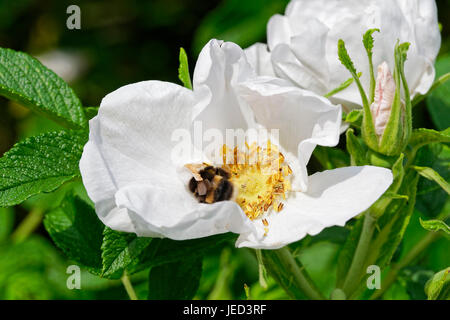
[121,272,138,300]
[274,247,325,300]
[11,208,44,243]
[341,212,377,296]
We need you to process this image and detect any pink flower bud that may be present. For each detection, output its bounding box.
[370,62,396,136]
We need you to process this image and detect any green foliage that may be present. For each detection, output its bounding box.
[0,48,86,129]
[84,107,99,120]
[338,38,378,150]
[362,28,380,102]
[0,130,87,207]
[43,193,104,274]
[262,249,308,300]
[324,73,362,98]
[427,55,450,130]
[178,48,192,90]
[337,40,358,76]
[44,192,235,282]
[148,257,203,300]
[0,237,74,299]
[419,218,450,234]
[137,233,236,270]
[193,0,289,53]
[336,218,364,288]
[413,166,450,195]
[415,144,450,216]
[345,109,363,126]
[362,29,380,55]
[408,128,450,160]
[425,267,450,300]
[346,128,367,166]
[369,171,419,269]
[0,207,14,243]
[337,170,420,298]
[101,228,152,279]
[312,146,350,170]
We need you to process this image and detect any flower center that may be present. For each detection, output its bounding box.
[222,141,292,220]
[186,142,292,228]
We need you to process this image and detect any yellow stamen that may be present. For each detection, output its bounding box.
[222,141,292,220]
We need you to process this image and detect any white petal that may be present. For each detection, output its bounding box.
[80,136,138,234]
[236,166,393,249]
[271,43,329,94]
[192,39,256,136]
[114,184,260,240]
[80,80,197,236]
[267,0,441,107]
[267,14,291,50]
[244,43,276,77]
[237,77,342,190]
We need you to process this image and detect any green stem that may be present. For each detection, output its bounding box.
[121,272,138,300]
[273,247,325,300]
[341,213,377,296]
[371,230,441,299]
[11,208,44,243]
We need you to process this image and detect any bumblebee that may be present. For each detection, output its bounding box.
[187,165,233,204]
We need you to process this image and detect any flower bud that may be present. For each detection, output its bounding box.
[362,42,412,156]
[370,62,396,137]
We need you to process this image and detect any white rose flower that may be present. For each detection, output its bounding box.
[246,0,441,112]
[80,39,393,249]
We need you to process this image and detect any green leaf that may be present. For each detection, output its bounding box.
[371,170,419,267]
[419,218,450,234]
[324,73,362,99]
[338,39,377,150]
[362,28,380,103]
[408,128,450,160]
[413,166,450,195]
[313,146,350,170]
[337,39,358,76]
[43,193,104,274]
[362,28,380,56]
[101,228,152,279]
[135,233,235,270]
[415,144,450,216]
[345,109,363,125]
[0,130,87,207]
[84,106,99,120]
[148,257,203,300]
[0,47,86,129]
[425,267,450,300]
[426,55,450,130]
[178,48,192,90]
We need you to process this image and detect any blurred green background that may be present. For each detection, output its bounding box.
[0,0,448,300]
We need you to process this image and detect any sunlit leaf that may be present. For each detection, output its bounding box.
[0,130,87,207]
[0,48,86,129]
